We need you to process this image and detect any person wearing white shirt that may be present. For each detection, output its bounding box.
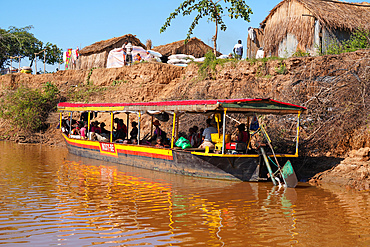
[233,40,243,59]
[199,119,218,149]
[125,42,133,64]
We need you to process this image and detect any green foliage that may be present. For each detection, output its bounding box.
[86,67,97,85]
[112,80,123,86]
[275,62,287,75]
[0,26,63,69]
[198,50,235,78]
[322,28,370,55]
[0,82,60,132]
[292,49,310,57]
[160,0,253,53]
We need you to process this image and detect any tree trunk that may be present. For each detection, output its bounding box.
[214,21,218,56]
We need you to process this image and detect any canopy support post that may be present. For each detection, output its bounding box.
[176,114,179,140]
[295,112,301,156]
[69,112,72,136]
[126,113,130,140]
[110,112,113,143]
[222,109,227,155]
[59,112,62,133]
[87,111,91,140]
[138,111,141,145]
[171,112,177,149]
[150,115,153,139]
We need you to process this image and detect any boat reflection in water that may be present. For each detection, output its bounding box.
[0,141,368,246]
[54,153,369,246]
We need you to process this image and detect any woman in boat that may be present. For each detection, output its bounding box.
[151,120,167,145]
[237,123,250,144]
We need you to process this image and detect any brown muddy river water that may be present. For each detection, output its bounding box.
[0,141,369,246]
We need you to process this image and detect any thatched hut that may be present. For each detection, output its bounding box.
[76,34,146,70]
[256,0,370,58]
[152,37,222,58]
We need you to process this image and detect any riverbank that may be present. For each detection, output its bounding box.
[1,50,370,190]
[310,148,370,191]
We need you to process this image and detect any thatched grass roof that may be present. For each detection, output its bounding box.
[260,0,370,56]
[152,37,222,58]
[261,0,370,31]
[79,34,146,56]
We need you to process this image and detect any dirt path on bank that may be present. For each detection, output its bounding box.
[1,51,370,191]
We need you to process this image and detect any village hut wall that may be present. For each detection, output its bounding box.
[76,34,146,70]
[261,0,316,57]
[247,28,264,59]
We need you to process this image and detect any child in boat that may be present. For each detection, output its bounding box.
[155,136,164,147]
[80,123,88,139]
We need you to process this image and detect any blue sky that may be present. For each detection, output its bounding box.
[0,0,280,72]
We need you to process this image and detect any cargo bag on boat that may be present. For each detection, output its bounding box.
[175,137,192,149]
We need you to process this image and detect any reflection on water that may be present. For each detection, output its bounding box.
[0,141,369,246]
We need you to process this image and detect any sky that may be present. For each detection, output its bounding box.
[0,0,281,72]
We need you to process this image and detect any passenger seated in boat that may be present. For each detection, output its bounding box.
[130,121,138,140]
[199,119,218,149]
[188,127,198,147]
[60,119,68,134]
[71,121,81,136]
[118,119,127,139]
[91,121,101,134]
[237,124,250,144]
[100,122,109,135]
[151,120,167,145]
[193,125,201,147]
[113,118,127,140]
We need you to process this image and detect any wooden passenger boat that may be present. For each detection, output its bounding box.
[57,98,307,187]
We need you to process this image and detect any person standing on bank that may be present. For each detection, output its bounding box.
[233,40,243,59]
[125,41,133,65]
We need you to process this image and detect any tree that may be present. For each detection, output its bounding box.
[0,26,62,69]
[160,0,253,55]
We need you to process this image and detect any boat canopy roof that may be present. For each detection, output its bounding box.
[57,98,307,115]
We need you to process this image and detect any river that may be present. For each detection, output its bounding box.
[0,141,369,246]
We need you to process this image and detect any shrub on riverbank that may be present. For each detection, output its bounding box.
[0,82,60,132]
[322,28,370,55]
